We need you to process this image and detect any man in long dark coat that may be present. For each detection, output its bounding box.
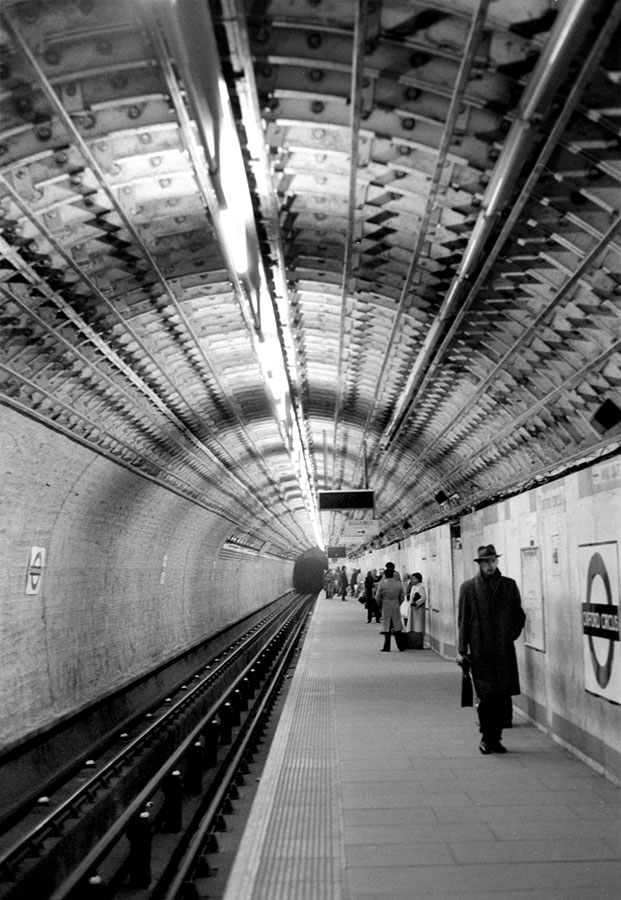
[457,544,526,754]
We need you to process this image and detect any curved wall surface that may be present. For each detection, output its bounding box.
[0,407,293,749]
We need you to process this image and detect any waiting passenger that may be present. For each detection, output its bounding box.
[324,569,334,598]
[383,560,402,580]
[376,562,405,652]
[407,572,427,649]
[364,569,380,623]
[349,568,359,596]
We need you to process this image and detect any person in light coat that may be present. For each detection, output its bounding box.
[456,544,526,755]
[376,562,405,652]
[407,572,427,648]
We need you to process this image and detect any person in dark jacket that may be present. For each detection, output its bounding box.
[350,568,359,596]
[456,544,526,755]
[364,569,380,623]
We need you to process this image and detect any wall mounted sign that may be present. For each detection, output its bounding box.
[580,542,620,705]
[26,546,46,595]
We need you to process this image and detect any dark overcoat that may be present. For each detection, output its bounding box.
[457,570,526,697]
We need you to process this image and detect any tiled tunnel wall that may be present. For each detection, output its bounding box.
[0,406,293,749]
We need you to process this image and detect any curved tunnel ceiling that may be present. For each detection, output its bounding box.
[1,0,620,559]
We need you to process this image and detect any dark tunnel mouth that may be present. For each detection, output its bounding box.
[293,550,329,593]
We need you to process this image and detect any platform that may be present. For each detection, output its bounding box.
[223,593,621,900]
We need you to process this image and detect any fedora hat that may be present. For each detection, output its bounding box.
[474,544,501,562]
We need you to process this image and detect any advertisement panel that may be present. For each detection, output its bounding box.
[521,546,545,651]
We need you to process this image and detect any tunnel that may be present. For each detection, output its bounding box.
[293,549,330,594]
[1,0,620,818]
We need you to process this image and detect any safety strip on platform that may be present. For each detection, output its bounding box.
[222,610,346,900]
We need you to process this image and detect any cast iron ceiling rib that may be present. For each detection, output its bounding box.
[332,0,370,489]
[249,1,502,506]
[215,0,322,508]
[0,5,311,550]
[391,214,621,498]
[2,0,620,555]
[351,0,492,483]
[420,334,621,505]
[139,4,311,536]
[359,67,620,537]
[0,263,303,551]
[369,2,621,519]
[0,172,306,547]
[374,0,615,461]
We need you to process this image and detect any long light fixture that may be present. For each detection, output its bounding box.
[149,0,323,549]
[216,77,250,275]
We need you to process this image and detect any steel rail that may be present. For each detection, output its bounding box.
[0,597,303,895]
[158,597,311,900]
[46,595,313,900]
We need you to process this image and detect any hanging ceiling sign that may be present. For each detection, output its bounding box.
[342,520,381,539]
[318,490,375,511]
[326,546,347,558]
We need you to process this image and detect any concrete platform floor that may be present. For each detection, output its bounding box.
[223,594,621,900]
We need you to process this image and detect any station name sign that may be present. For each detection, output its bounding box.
[582,604,620,639]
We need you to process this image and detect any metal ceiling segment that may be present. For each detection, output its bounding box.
[1,0,620,556]
[332,0,369,489]
[358,0,491,471]
[379,0,612,451]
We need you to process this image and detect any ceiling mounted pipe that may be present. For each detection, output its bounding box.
[381,0,609,449]
[483,0,603,222]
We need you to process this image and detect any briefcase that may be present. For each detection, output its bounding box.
[403,631,424,649]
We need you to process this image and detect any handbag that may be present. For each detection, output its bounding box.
[460,658,474,707]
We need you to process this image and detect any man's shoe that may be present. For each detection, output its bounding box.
[479,740,492,755]
[491,741,507,754]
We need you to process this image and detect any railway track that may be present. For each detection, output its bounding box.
[0,593,315,900]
